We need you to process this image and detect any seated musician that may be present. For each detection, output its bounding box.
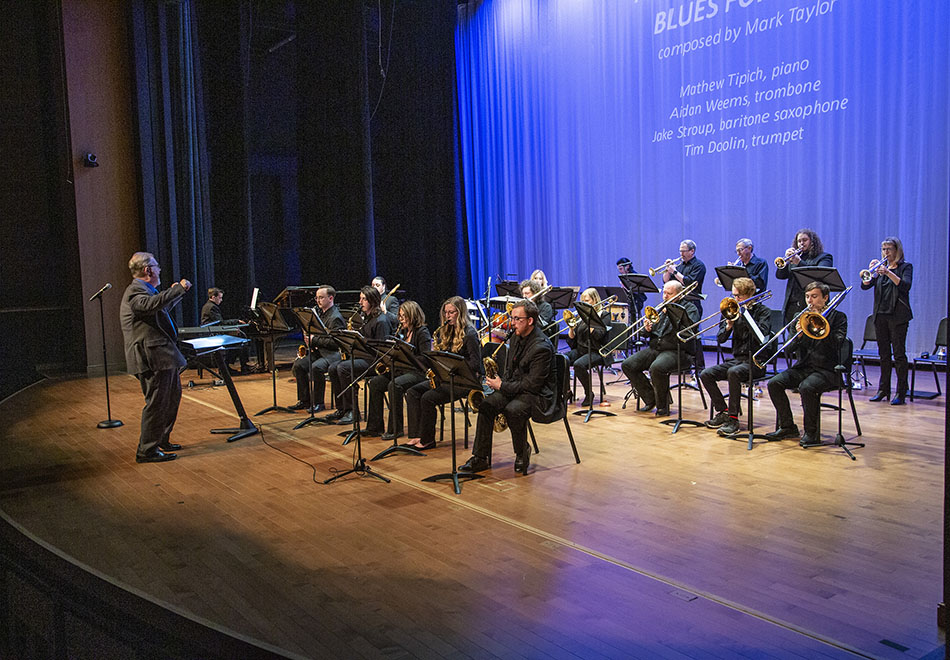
[200,287,248,372]
[699,277,771,437]
[565,287,612,407]
[620,280,699,417]
[323,286,394,425]
[371,276,400,318]
[531,269,548,289]
[765,281,848,447]
[404,297,481,450]
[460,299,555,475]
[363,301,431,440]
[734,238,768,292]
[521,278,554,328]
[289,285,345,412]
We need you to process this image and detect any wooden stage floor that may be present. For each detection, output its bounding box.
[0,364,945,659]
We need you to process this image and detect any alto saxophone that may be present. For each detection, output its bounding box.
[467,331,510,432]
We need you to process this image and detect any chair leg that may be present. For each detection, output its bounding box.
[563,416,580,463]
[847,385,862,436]
[527,421,540,454]
[910,362,916,401]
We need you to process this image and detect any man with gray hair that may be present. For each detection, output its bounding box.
[733,238,768,292]
[119,252,191,463]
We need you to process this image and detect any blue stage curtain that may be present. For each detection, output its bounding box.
[456,0,949,354]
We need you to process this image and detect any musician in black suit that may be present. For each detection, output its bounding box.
[119,252,191,463]
[363,300,431,440]
[289,285,345,412]
[765,281,848,447]
[460,299,555,475]
[663,239,706,316]
[565,287,612,407]
[200,287,249,372]
[324,286,395,425]
[776,228,833,324]
[621,280,700,417]
[700,277,772,437]
[861,236,913,405]
[372,276,400,318]
[734,238,768,292]
[405,296,482,450]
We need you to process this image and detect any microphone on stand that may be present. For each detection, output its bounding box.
[89,282,112,301]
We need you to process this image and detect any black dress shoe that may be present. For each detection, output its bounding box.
[459,455,491,473]
[381,431,402,442]
[890,394,906,405]
[310,403,326,414]
[868,391,889,402]
[637,401,656,412]
[580,395,593,407]
[514,446,531,474]
[288,401,310,411]
[764,425,801,441]
[800,434,822,448]
[321,409,346,422]
[654,408,670,417]
[361,428,382,437]
[136,450,177,463]
[337,411,355,425]
[159,443,182,451]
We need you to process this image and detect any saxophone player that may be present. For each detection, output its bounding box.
[460,299,556,475]
[289,285,345,412]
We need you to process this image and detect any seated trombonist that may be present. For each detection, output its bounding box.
[564,287,612,407]
[765,281,848,447]
[290,285,345,412]
[521,278,554,328]
[323,286,394,425]
[404,296,482,450]
[621,280,699,417]
[362,301,431,440]
[460,299,555,475]
[699,277,772,437]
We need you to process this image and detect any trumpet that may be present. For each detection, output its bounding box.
[859,259,885,284]
[599,282,697,356]
[714,257,744,287]
[676,290,772,342]
[774,247,804,269]
[752,286,851,368]
[648,256,683,276]
[467,330,511,432]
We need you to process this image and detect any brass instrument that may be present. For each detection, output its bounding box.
[676,290,772,342]
[381,283,400,307]
[375,362,389,376]
[648,256,683,277]
[859,259,885,284]
[298,344,307,358]
[752,286,851,368]
[467,331,511,432]
[341,309,362,360]
[599,282,698,356]
[426,368,438,388]
[774,247,804,269]
[541,295,618,335]
[714,257,744,287]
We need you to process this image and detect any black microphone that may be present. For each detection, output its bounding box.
[89,282,112,301]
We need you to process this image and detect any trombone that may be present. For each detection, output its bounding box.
[599,281,697,356]
[752,286,851,368]
[774,247,804,269]
[542,295,618,335]
[859,259,885,284]
[676,290,772,342]
[648,256,682,276]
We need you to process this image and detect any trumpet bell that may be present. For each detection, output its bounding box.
[774,256,787,269]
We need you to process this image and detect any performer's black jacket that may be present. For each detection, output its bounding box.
[788,308,848,371]
[744,255,769,292]
[776,251,833,316]
[565,310,611,353]
[679,257,706,297]
[648,301,700,355]
[432,325,483,379]
[500,325,556,408]
[860,261,913,323]
[394,325,432,374]
[717,302,772,360]
[306,305,345,358]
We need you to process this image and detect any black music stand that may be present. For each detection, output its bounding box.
[790,267,847,292]
[494,280,521,297]
[660,303,704,433]
[323,329,390,484]
[572,301,616,423]
[254,301,294,415]
[546,287,577,311]
[714,265,748,291]
[181,335,259,442]
[290,307,327,430]
[735,306,775,450]
[619,273,659,322]
[421,351,483,494]
[372,338,427,461]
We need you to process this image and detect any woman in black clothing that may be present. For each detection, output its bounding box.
[776,228,833,324]
[363,301,431,440]
[565,288,612,407]
[861,236,913,405]
[404,296,482,450]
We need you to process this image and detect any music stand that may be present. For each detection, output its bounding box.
[290,307,328,430]
[790,267,847,292]
[714,266,749,291]
[421,351,483,494]
[181,335,259,442]
[735,306,775,450]
[572,301,616,423]
[254,301,294,415]
[323,329,390,484]
[545,287,577,311]
[495,280,521,297]
[372,338,428,461]
[660,303,704,433]
[619,273,660,348]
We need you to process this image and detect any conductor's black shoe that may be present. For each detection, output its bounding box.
[868,391,889,402]
[459,455,491,473]
[136,450,177,463]
[654,408,670,417]
[514,446,532,474]
[800,434,822,448]
[288,401,310,411]
[637,400,656,412]
[159,442,182,451]
[890,394,906,405]
[764,425,800,441]
[705,410,730,428]
[717,419,741,437]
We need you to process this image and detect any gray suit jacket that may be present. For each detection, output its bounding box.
[120,279,188,374]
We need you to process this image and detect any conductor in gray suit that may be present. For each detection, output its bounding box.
[120,252,192,463]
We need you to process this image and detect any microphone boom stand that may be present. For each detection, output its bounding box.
[92,285,122,429]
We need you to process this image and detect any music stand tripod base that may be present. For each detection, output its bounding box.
[422,470,483,495]
[372,443,425,461]
[98,419,123,429]
[323,459,390,484]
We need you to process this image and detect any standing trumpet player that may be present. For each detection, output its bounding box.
[460,299,555,475]
[860,236,913,405]
[663,239,706,316]
[776,228,833,324]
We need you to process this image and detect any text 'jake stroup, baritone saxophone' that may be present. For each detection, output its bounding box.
[676,290,772,342]
[751,286,851,368]
[599,281,698,356]
[467,329,513,432]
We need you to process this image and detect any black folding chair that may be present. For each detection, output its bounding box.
[527,354,580,464]
[910,317,947,401]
